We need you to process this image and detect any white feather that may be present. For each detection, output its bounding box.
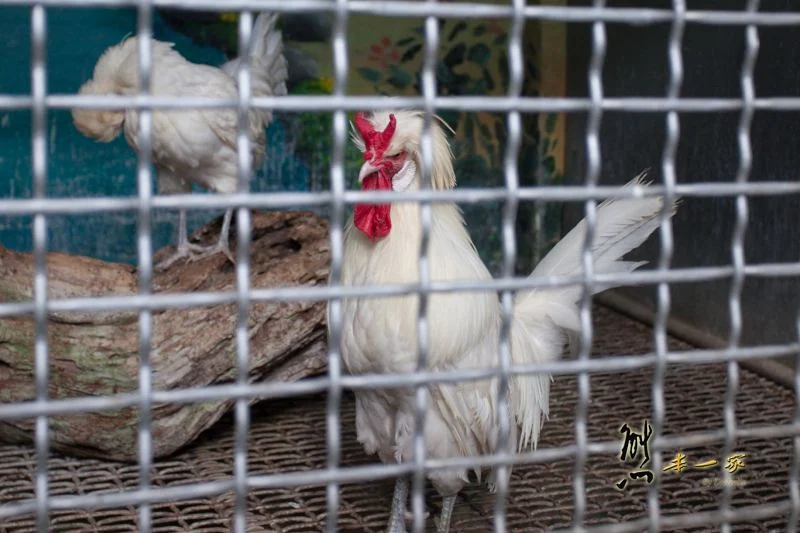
[71,12,289,196]
[221,12,288,99]
[531,172,666,282]
[511,172,678,451]
[333,109,679,500]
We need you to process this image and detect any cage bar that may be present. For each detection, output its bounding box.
[0,1,797,531]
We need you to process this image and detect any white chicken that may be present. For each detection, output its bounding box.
[72,13,288,269]
[333,110,678,532]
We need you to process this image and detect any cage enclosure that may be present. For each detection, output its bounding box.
[0,1,563,461]
[564,0,800,383]
[0,1,797,532]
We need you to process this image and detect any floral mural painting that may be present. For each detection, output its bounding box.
[366,37,401,70]
[0,4,563,266]
[350,16,566,270]
[155,5,567,273]
[357,21,514,169]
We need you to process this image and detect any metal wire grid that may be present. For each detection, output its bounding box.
[0,1,797,532]
[0,316,792,531]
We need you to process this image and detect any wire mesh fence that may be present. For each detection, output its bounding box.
[0,1,798,532]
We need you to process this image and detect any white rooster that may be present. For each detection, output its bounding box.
[72,13,288,269]
[333,110,678,532]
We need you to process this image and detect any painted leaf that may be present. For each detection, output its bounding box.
[468,43,491,65]
[448,21,468,42]
[413,71,423,93]
[464,114,475,144]
[357,67,381,83]
[527,146,540,171]
[470,78,488,95]
[396,36,416,47]
[443,43,466,68]
[452,72,472,93]
[522,115,537,134]
[481,67,496,92]
[545,113,557,134]
[527,61,540,81]
[386,65,412,89]
[401,43,423,63]
[436,62,454,87]
[493,34,507,46]
[478,121,492,141]
[473,25,486,37]
[494,121,505,142]
[543,155,556,174]
[498,55,509,86]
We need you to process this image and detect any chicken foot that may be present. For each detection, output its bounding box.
[156,209,207,271]
[156,209,236,270]
[186,208,235,265]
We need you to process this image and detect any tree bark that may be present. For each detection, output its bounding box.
[0,210,330,461]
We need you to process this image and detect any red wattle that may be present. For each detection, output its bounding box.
[354,173,393,240]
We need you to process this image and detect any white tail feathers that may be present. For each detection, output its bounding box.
[530,172,674,283]
[509,173,679,451]
[222,12,289,98]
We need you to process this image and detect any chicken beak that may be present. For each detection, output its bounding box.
[358,161,380,184]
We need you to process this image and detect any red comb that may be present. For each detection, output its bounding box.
[354,112,396,157]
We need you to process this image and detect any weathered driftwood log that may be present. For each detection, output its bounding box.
[0,211,330,461]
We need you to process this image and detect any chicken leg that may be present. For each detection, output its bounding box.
[155,208,207,270]
[155,173,207,271]
[386,477,408,533]
[156,207,236,270]
[435,495,456,533]
[385,477,451,533]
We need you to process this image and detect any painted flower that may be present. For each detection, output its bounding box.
[368,36,400,69]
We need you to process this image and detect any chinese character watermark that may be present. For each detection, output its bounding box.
[615,419,654,490]
[614,420,751,490]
